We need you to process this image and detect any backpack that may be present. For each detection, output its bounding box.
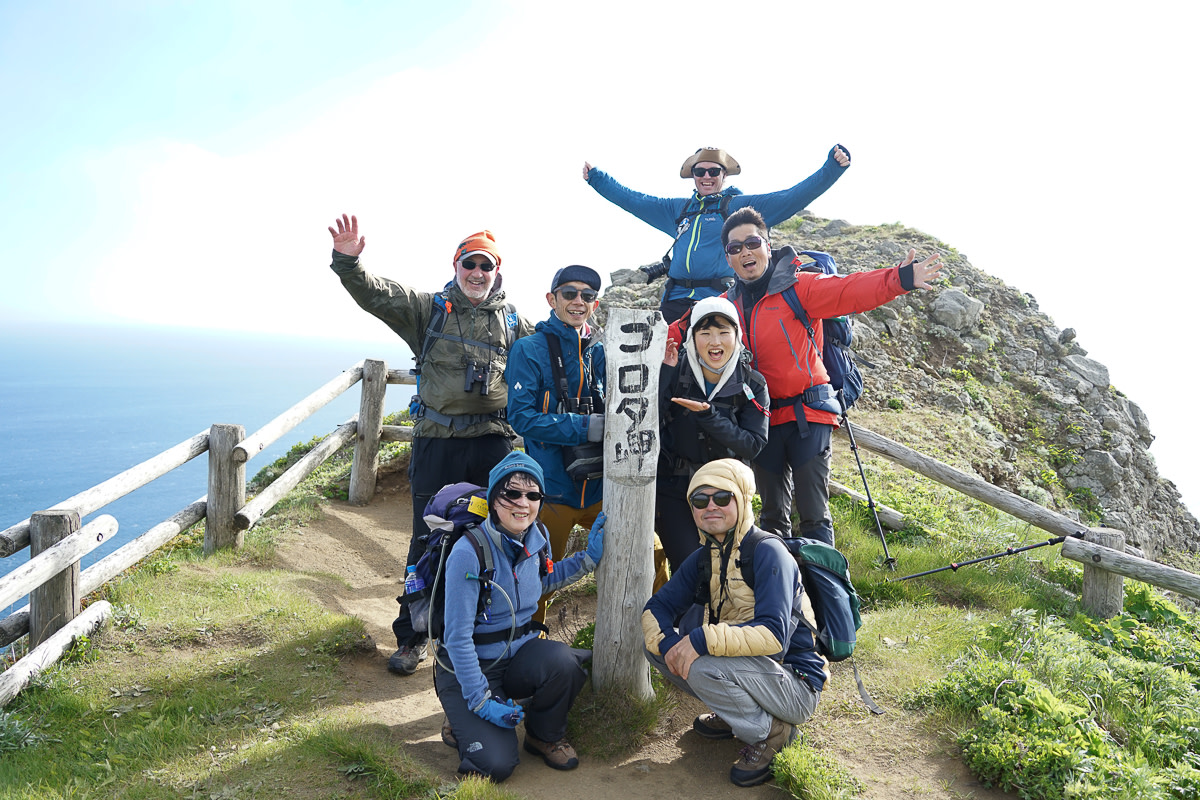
[401,482,549,646]
[407,289,519,418]
[784,251,865,415]
[695,529,861,661]
[693,528,884,713]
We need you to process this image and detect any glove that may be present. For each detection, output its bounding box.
[586,414,605,443]
[475,696,524,728]
[586,511,606,563]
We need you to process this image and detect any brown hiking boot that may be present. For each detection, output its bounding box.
[440,716,456,749]
[693,712,735,740]
[729,717,797,787]
[524,734,580,770]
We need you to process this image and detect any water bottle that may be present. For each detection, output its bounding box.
[404,565,425,596]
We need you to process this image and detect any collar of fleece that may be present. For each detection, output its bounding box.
[687,458,756,545]
[684,325,743,403]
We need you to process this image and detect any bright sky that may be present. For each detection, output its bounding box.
[4,0,1197,512]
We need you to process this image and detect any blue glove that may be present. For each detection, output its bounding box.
[475,696,524,728]
[586,511,606,563]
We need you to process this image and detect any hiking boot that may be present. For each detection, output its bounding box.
[693,712,735,740]
[440,716,456,749]
[387,642,427,675]
[729,717,797,787]
[524,735,580,770]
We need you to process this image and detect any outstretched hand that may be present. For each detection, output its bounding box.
[671,397,711,413]
[833,145,851,168]
[900,248,945,290]
[585,511,605,564]
[582,161,592,181]
[329,213,365,257]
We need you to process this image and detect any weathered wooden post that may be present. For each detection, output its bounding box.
[206,424,246,554]
[1080,526,1126,619]
[593,307,666,698]
[349,359,387,505]
[29,510,81,648]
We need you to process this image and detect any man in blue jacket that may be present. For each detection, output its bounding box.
[582,144,850,321]
[505,265,607,623]
[642,458,825,788]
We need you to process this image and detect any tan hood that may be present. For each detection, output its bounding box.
[687,458,756,544]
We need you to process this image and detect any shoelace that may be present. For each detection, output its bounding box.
[737,740,768,763]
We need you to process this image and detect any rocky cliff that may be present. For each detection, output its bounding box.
[598,213,1198,560]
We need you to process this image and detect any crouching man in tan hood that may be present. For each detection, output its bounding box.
[641,458,827,788]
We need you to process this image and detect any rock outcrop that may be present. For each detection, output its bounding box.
[598,214,1198,559]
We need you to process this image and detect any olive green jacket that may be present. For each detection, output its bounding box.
[330,251,535,439]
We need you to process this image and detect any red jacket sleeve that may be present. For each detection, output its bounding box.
[791,266,907,319]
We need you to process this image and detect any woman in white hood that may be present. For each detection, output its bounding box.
[655,296,771,572]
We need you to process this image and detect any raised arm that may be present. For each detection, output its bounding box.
[583,165,683,236]
[739,144,852,227]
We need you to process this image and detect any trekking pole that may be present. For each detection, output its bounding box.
[842,415,896,571]
[889,533,1083,582]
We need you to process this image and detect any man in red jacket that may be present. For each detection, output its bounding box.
[719,207,943,545]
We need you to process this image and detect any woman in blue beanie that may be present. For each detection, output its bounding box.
[435,450,606,781]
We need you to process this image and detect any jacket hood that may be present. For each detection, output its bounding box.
[684,296,744,401]
[687,458,756,545]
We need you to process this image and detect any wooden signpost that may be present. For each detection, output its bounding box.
[593,308,666,698]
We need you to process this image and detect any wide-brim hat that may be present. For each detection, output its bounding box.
[680,147,741,179]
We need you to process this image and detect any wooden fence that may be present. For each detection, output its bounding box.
[4,330,1197,704]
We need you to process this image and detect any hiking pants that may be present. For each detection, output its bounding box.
[645,648,819,744]
[534,501,601,624]
[753,421,834,546]
[434,637,590,782]
[655,474,702,573]
[392,434,513,648]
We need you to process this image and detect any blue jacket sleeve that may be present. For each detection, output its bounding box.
[505,335,590,446]
[586,169,686,236]
[735,146,849,227]
[641,549,704,656]
[442,539,490,711]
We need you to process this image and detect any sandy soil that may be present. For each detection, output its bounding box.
[275,468,1016,799]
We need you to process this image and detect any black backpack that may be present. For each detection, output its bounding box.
[401,482,548,645]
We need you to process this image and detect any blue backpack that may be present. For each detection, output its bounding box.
[401,482,548,645]
[781,250,864,415]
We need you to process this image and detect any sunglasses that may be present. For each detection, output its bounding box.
[691,166,724,178]
[459,258,496,272]
[558,287,598,302]
[689,490,734,510]
[724,236,765,256]
[500,489,544,502]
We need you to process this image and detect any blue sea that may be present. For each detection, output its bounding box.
[0,322,414,614]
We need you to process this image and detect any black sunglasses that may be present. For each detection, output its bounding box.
[558,287,598,302]
[500,489,544,502]
[460,258,496,272]
[724,236,765,256]
[691,166,724,178]
[689,490,734,509]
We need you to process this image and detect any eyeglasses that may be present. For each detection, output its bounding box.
[689,490,734,510]
[691,166,724,178]
[500,489,544,502]
[724,236,765,256]
[459,259,496,272]
[558,287,598,302]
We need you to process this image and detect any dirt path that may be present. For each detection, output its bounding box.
[276,469,1014,799]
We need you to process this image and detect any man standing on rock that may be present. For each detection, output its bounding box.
[327,214,535,675]
[642,458,824,788]
[582,144,851,321]
[714,206,943,546]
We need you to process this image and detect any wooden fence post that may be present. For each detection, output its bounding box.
[593,308,666,699]
[349,359,387,505]
[29,510,81,648]
[1081,526,1126,619]
[206,424,246,554]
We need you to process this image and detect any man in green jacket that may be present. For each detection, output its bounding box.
[327,214,535,675]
